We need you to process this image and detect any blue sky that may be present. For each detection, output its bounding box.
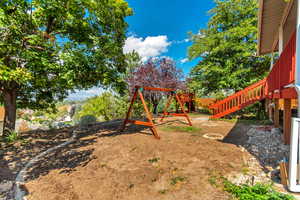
[68,0,215,100]
[124,0,215,74]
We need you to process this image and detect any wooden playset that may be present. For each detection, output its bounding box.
[121,86,192,139]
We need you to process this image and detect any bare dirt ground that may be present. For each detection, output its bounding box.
[1,114,256,200]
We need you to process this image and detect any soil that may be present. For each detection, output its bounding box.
[1,114,258,200]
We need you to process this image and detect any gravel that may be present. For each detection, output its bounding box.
[245,126,289,167]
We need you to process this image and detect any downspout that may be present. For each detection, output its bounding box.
[295,0,300,118]
[289,0,300,192]
[270,52,274,71]
[268,52,274,122]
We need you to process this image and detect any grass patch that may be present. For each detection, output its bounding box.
[161,125,201,133]
[223,179,295,200]
[170,176,186,185]
[188,112,208,116]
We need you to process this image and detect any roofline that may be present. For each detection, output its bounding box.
[272,0,295,52]
[257,0,264,56]
[257,0,294,56]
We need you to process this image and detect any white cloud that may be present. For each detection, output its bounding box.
[180,58,189,63]
[123,35,171,62]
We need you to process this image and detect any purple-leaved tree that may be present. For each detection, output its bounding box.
[127,58,185,114]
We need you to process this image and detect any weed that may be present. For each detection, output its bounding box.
[151,178,157,182]
[4,130,19,143]
[130,147,137,152]
[241,167,249,175]
[161,125,201,133]
[170,176,186,185]
[208,176,217,186]
[158,189,168,194]
[148,157,160,163]
[100,163,107,168]
[223,179,295,200]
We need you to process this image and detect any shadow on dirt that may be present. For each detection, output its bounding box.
[0,119,150,184]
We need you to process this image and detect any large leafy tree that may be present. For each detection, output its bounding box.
[0,0,132,135]
[188,0,270,96]
[127,58,185,114]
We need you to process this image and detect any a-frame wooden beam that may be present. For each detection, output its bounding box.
[121,86,160,139]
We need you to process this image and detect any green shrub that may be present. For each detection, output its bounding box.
[223,180,295,200]
[4,130,19,143]
[31,105,70,129]
[79,115,97,126]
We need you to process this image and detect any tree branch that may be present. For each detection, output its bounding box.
[46,16,55,34]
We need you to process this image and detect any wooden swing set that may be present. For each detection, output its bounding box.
[121,86,192,139]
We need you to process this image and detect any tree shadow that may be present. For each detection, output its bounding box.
[1,116,194,188]
[1,119,150,186]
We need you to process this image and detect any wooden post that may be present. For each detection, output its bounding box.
[265,98,273,122]
[283,99,292,144]
[279,161,288,186]
[265,98,269,113]
[274,99,280,128]
[175,94,192,126]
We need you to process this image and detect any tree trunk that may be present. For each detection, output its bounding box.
[2,89,17,136]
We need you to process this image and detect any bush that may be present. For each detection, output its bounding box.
[31,106,70,129]
[79,115,97,126]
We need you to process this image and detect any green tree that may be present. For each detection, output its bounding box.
[75,92,124,121]
[0,0,132,135]
[75,91,143,121]
[125,50,142,76]
[188,0,270,97]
